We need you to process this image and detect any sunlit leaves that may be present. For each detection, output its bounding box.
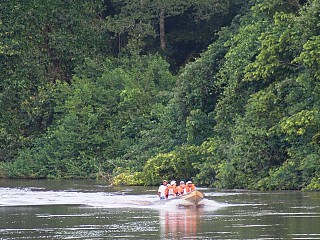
[245,12,300,83]
[279,110,318,136]
[252,0,301,18]
[294,36,320,79]
[143,145,203,185]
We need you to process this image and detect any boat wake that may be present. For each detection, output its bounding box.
[156,198,226,211]
[0,187,225,211]
[0,187,155,208]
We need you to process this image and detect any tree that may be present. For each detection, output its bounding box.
[106,0,240,71]
[8,54,176,179]
[0,0,110,163]
[213,0,320,190]
[106,0,190,52]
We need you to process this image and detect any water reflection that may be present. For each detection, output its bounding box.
[159,207,202,239]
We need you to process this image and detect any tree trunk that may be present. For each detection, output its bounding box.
[159,8,166,50]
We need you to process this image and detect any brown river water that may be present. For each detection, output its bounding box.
[0,179,319,239]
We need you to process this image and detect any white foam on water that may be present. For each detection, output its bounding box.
[0,187,226,211]
[0,187,157,208]
[151,197,226,213]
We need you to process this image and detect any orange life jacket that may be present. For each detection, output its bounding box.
[168,185,178,195]
[185,184,195,193]
[177,184,185,195]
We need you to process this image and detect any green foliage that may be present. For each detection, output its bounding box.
[0,162,8,178]
[214,11,268,138]
[7,54,176,179]
[305,174,320,191]
[0,0,110,163]
[112,169,145,186]
[252,0,301,17]
[192,138,221,186]
[257,160,301,190]
[106,0,244,70]
[186,110,215,145]
[143,145,204,185]
[193,0,320,190]
[1,0,319,192]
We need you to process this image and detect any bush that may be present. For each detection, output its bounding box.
[304,175,320,191]
[112,171,145,186]
[143,145,203,185]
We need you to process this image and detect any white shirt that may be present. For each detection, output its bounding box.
[158,185,168,198]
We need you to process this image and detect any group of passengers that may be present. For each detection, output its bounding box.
[157,180,196,200]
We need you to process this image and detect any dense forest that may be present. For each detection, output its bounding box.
[0,0,319,191]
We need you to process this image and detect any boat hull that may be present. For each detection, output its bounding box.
[180,190,204,206]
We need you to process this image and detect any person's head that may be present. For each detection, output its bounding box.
[187,181,192,185]
[170,180,176,185]
[163,180,168,185]
[180,181,185,185]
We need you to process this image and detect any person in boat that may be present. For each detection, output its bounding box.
[158,180,169,199]
[185,181,196,193]
[168,180,178,197]
[176,180,186,195]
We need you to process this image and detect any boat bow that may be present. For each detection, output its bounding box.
[180,190,204,206]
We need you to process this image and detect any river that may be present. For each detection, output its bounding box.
[0,179,319,239]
